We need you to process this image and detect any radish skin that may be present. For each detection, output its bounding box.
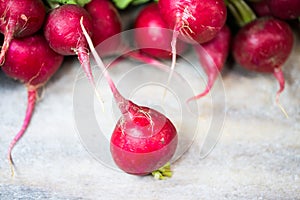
[250,0,272,17]
[0,0,46,65]
[268,0,300,19]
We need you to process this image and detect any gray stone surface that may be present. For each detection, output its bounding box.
[0,36,299,200]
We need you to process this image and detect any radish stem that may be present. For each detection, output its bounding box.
[274,68,289,118]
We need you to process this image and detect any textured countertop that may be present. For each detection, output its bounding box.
[0,30,299,200]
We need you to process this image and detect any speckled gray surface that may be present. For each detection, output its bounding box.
[0,34,300,200]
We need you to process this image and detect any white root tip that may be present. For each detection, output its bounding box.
[276,99,289,119]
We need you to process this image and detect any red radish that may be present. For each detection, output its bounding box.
[232,17,293,102]
[0,0,46,65]
[80,18,178,177]
[188,25,231,101]
[158,0,227,44]
[85,0,121,56]
[251,0,272,17]
[1,34,63,171]
[110,107,178,176]
[158,0,227,88]
[134,3,187,59]
[268,0,300,19]
[43,4,95,84]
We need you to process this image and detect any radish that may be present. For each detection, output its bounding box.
[188,25,231,101]
[158,0,227,44]
[43,4,95,84]
[1,34,64,172]
[0,0,46,65]
[85,0,121,56]
[134,3,187,59]
[250,0,300,19]
[232,17,294,103]
[80,18,178,178]
[250,0,272,17]
[158,0,227,89]
[268,0,300,19]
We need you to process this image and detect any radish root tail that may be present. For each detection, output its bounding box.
[7,89,37,176]
[273,68,289,118]
[187,45,220,102]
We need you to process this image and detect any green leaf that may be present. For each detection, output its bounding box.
[132,0,151,6]
[75,0,91,6]
[112,0,152,9]
[112,0,133,9]
[151,162,173,180]
[226,0,256,27]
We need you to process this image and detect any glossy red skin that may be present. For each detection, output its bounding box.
[44,4,93,56]
[0,0,46,37]
[1,34,64,86]
[268,0,300,19]
[110,104,178,175]
[85,0,121,46]
[251,0,272,17]
[233,17,293,73]
[158,0,227,44]
[134,3,187,58]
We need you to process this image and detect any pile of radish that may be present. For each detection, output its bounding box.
[0,0,299,179]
